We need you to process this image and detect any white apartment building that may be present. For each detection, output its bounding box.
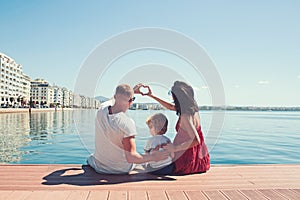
[71,94,98,108]
[21,74,31,105]
[72,93,80,108]
[30,80,75,108]
[30,79,53,107]
[88,97,100,109]
[94,98,101,109]
[62,87,73,108]
[53,86,63,106]
[0,52,31,107]
[0,52,98,109]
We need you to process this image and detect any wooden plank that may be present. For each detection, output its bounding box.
[239,190,268,200]
[147,191,168,200]
[24,191,53,200]
[0,177,256,183]
[87,191,109,200]
[48,191,72,200]
[0,183,298,191]
[257,189,288,200]
[0,164,39,169]
[0,164,300,192]
[66,191,90,200]
[166,191,188,200]
[0,175,255,190]
[292,189,300,194]
[275,189,300,200]
[184,191,208,200]
[128,191,148,200]
[0,191,14,199]
[220,190,248,199]
[6,191,32,200]
[109,191,127,200]
[203,191,228,200]
[23,191,71,200]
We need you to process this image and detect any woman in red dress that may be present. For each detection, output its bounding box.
[134,81,210,175]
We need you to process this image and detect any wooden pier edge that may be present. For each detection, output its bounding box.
[0,164,300,199]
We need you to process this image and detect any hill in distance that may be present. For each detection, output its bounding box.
[95,96,109,102]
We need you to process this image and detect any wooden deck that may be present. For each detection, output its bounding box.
[0,164,300,200]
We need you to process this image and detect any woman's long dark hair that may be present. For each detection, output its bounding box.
[171,81,199,116]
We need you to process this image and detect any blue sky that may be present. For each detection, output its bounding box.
[1,0,299,106]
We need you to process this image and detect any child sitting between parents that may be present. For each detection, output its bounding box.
[144,113,174,175]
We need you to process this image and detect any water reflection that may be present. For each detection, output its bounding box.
[28,111,74,141]
[0,113,30,163]
[0,110,87,164]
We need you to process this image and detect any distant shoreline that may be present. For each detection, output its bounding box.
[198,106,300,112]
[1,106,300,114]
[130,103,300,112]
[0,108,75,114]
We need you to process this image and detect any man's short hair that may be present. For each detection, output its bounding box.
[115,84,133,97]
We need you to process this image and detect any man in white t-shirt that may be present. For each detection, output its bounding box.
[87,84,169,174]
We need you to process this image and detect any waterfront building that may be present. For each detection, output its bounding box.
[94,98,101,109]
[80,95,87,108]
[62,87,73,108]
[0,52,31,107]
[21,74,31,106]
[138,103,149,110]
[85,97,91,108]
[72,93,81,108]
[0,52,98,109]
[71,93,100,109]
[85,97,100,109]
[53,85,63,107]
[130,103,138,110]
[30,79,53,107]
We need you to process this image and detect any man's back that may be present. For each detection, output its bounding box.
[88,102,137,174]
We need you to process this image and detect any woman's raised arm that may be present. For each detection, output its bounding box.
[133,83,176,111]
[149,93,176,111]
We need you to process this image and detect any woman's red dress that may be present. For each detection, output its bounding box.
[173,118,210,175]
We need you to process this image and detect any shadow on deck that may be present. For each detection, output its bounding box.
[42,165,176,186]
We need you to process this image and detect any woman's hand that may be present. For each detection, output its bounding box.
[163,143,176,153]
[133,83,152,96]
[142,85,152,96]
[134,83,176,111]
[133,83,143,95]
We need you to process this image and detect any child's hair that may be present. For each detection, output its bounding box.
[146,113,168,135]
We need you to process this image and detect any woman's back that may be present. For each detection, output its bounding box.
[173,114,210,175]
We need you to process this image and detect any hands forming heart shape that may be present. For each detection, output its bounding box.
[139,85,150,95]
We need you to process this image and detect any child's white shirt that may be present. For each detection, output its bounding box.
[144,135,173,169]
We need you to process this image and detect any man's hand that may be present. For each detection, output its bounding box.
[151,150,169,162]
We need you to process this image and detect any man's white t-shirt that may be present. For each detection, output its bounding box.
[87,101,137,174]
[144,135,173,169]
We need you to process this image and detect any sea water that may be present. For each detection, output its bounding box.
[0,109,299,164]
